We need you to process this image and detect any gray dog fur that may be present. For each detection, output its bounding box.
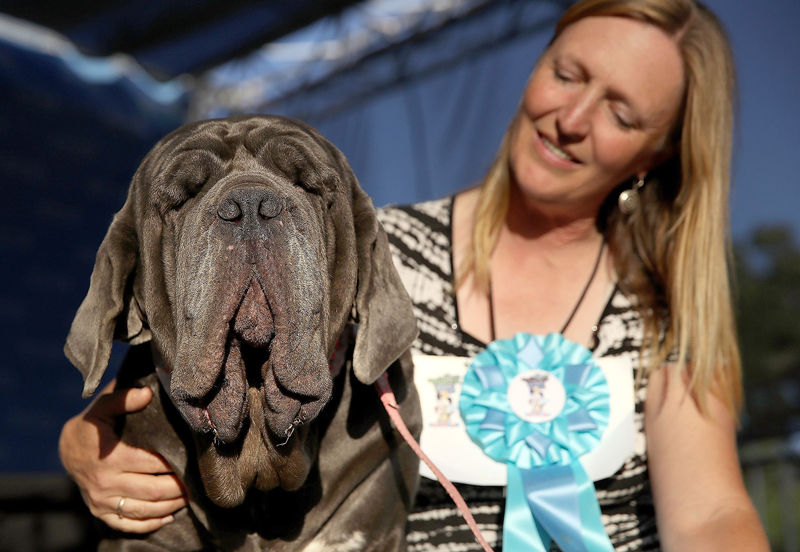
[65,115,421,551]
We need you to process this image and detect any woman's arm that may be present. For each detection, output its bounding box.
[59,380,187,533]
[645,366,770,552]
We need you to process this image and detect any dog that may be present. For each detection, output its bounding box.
[64,115,422,551]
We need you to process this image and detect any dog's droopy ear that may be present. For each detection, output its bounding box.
[64,198,150,398]
[351,186,418,384]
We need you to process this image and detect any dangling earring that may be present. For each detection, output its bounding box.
[618,176,645,214]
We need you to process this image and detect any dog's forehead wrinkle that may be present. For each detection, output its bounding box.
[177,127,235,158]
[152,148,229,212]
[232,147,268,171]
[256,135,336,188]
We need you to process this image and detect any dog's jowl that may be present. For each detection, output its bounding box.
[65,116,421,551]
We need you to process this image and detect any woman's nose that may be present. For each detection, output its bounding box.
[557,92,594,142]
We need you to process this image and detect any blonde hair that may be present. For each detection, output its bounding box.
[459,0,742,414]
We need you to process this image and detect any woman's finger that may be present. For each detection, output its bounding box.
[89,386,153,425]
[113,472,186,503]
[98,512,176,534]
[109,441,176,475]
[110,495,187,521]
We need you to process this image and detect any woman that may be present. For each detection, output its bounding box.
[60,0,769,550]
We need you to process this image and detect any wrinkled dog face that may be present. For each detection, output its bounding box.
[157,123,337,429]
[68,116,374,507]
[148,118,348,503]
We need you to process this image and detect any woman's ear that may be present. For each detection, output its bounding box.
[638,142,676,182]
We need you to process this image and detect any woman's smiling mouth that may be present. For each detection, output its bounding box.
[535,130,581,167]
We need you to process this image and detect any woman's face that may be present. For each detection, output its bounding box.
[510,16,685,215]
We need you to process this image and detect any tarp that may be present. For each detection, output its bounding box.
[193,0,567,206]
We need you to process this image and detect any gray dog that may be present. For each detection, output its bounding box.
[65,115,421,551]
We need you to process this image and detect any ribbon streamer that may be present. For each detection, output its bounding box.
[460,333,615,552]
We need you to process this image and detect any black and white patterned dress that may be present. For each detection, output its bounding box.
[377,198,661,552]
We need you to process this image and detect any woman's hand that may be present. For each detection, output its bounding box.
[59,382,188,533]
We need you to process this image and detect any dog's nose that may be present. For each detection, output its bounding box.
[218,188,283,223]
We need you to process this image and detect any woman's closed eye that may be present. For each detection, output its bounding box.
[552,63,580,84]
[554,68,573,83]
[609,103,637,130]
[612,111,634,130]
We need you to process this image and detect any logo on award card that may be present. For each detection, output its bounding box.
[507,369,566,423]
[428,374,461,427]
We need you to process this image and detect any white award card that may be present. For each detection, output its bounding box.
[413,353,635,484]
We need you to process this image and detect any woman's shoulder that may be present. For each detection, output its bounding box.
[377,196,454,228]
[376,196,456,250]
[377,196,456,289]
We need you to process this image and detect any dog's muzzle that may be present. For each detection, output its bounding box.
[165,184,332,449]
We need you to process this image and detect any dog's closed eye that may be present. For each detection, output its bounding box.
[255,136,340,198]
[155,149,225,213]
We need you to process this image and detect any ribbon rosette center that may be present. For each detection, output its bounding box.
[507,369,566,424]
[459,332,615,552]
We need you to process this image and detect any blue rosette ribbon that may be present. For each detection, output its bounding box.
[459,333,614,552]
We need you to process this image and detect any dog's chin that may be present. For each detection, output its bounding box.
[192,334,321,507]
[176,278,331,506]
[196,393,319,508]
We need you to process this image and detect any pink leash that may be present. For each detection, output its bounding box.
[374,373,495,552]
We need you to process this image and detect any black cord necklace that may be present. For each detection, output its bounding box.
[488,238,606,342]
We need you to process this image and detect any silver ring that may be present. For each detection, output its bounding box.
[117,496,126,519]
